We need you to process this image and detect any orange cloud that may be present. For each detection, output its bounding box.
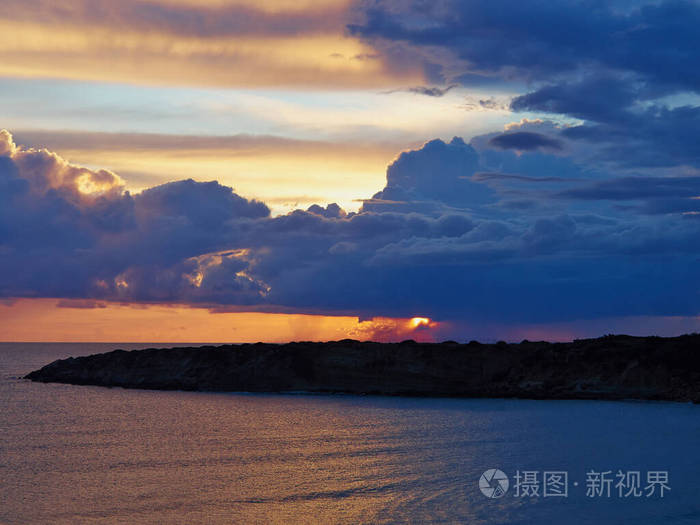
[348,316,441,343]
[0,129,124,204]
[13,130,406,213]
[0,0,422,88]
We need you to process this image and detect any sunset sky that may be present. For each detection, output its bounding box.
[2,0,700,342]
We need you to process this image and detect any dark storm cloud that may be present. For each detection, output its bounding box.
[509,74,644,123]
[563,103,700,168]
[0,130,269,302]
[349,0,700,91]
[4,129,700,324]
[350,0,700,171]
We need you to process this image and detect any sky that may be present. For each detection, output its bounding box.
[2,0,700,342]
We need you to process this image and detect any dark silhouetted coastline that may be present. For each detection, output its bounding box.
[26,334,700,402]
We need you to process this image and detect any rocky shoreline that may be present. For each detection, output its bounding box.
[25,334,700,402]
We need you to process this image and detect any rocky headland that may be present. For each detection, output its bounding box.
[25,334,700,402]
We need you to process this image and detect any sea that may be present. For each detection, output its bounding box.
[1,342,699,524]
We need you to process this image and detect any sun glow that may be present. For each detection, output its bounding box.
[410,317,431,329]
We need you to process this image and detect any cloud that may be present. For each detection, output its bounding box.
[0,130,268,302]
[349,0,700,172]
[489,131,563,151]
[9,129,408,215]
[556,175,700,215]
[461,96,511,111]
[350,0,700,90]
[0,129,125,204]
[473,172,572,184]
[3,0,347,38]
[363,137,494,212]
[509,73,642,123]
[137,179,269,224]
[11,130,362,153]
[0,0,423,89]
[407,85,457,97]
[306,203,347,218]
[559,176,700,201]
[3,129,700,328]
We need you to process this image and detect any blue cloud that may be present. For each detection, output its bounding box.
[350,0,700,90]
[350,0,700,173]
[363,137,494,213]
[3,129,700,326]
[489,131,563,151]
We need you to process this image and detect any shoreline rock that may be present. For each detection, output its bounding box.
[24,334,700,403]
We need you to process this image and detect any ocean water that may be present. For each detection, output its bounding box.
[1,343,699,524]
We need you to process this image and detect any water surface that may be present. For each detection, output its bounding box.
[1,343,699,524]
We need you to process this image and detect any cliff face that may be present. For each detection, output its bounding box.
[24,335,700,402]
